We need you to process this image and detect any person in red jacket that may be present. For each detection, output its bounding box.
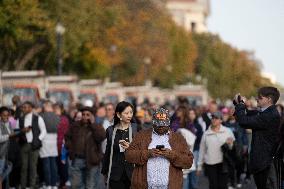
[53,103,70,189]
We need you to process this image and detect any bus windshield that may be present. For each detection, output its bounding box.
[3,87,38,106]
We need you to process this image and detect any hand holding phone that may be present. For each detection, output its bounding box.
[119,140,126,144]
[21,126,32,133]
[149,148,162,158]
[119,140,130,151]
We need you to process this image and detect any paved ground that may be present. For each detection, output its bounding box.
[198,174,256,189]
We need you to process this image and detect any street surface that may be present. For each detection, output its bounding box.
[198,174,256,189]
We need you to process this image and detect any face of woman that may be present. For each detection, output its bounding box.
[53,106,62,116]
[176,109,184,118]
[144,111,152,122]
[118,106,133,124]
[189,110,196,121]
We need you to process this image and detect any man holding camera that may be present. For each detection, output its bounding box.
[125,108,193,189]
[233,86,281,189]
[65,106,106,189]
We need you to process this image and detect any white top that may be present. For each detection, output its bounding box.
[39,133,58,158]
[176,128,196,175]
[101,118,114,153]
[0,121,12,143]
[197,125,235,171]
[147,131,171,189]
[102,118,114,130]
[16,112,47,143]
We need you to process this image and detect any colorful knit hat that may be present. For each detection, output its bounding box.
[152,108,170,127]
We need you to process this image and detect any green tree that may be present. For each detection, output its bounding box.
[193,33,267,100]
[0,0,54,71]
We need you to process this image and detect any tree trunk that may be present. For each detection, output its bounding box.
[15,43,46,70]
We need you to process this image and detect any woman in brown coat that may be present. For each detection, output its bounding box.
[125,108,193,189]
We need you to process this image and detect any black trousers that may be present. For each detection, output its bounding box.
[253,166,270,189]
[109,170,131,189]
[205,163,228,189]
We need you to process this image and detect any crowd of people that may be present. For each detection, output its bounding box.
[0,86,283,189]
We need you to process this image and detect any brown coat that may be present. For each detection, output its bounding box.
[125,129,193,189]
[65,121,106,168]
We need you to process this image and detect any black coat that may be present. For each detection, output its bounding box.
[101,124,137,181]
[234,104,280,173]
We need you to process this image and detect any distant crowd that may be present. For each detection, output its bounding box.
[0,86,283,189]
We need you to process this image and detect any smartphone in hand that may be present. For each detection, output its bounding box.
[156,145,165,150]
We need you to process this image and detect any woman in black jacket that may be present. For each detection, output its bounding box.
[101,101,137,189]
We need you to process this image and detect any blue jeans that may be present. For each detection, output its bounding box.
[42,157,58,186]
[0,158,12,189]
[70,158,104,189]
[183,171,197,189]
[191,150,199,188]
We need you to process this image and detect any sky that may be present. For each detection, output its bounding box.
[207,0,284,85]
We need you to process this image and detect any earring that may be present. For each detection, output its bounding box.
[120,117,123,121]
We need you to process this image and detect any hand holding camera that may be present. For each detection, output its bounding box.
[233,93,246,105]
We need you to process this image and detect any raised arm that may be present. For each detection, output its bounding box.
[235,104,280,130]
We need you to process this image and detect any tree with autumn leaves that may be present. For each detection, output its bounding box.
[0,0,274,100]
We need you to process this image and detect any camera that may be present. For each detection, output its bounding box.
[233,94,245,105]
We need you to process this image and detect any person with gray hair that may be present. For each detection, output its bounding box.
[39,100,60,189]
[197,111,235,189]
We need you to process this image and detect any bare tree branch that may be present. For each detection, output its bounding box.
[15,44,46,70]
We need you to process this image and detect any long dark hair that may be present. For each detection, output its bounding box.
[176,105,190,128]
[113,101,135,126]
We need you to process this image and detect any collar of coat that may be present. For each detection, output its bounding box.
[205,125,227,135]
[152,129,171,136]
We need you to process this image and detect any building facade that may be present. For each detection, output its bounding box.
[166,0,210,33]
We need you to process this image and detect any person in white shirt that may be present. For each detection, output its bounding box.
[197,111,235,189]
[16,101,47,189]
[102,103,115,130]
[101,103,115,153]
[39,101,60,189]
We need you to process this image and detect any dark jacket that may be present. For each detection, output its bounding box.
[40,112,60,133]
[19,114,42,150]
[65,121,106,168]
[101,123,137,181]
[234,104,280,173]
[201,112,212,130]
